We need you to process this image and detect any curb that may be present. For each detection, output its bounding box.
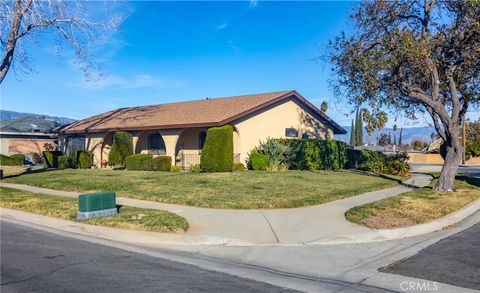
[305,198,480,245]
[0,208,253,247]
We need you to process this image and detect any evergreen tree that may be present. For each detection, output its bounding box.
[356,109,363,146]
[392,124,397,145]
[349,119,355,146]
[398,128,403,145]
[387,132,392,145]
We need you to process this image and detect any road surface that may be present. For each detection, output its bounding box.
[1,221,296,293]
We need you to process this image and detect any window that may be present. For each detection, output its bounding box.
[148,133,166,155]
[67,136,85,155]
[285,128,298,138]
[199,131,207,150]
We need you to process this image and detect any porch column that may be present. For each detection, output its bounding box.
[158,129,182,165]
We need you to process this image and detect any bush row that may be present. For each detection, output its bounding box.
[0,154,24,166]
[248,138,348,171]
[43,151,92,169]
[348,149,410,176]
[125,154,172,171]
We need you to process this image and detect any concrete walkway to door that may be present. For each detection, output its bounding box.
[0,174,432,245]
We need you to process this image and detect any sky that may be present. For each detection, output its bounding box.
[1,1,477,128]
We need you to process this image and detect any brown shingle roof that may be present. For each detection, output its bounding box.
[59,90,346,134]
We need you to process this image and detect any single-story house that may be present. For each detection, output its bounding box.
[56,90,346,169]
[0,131,57,162]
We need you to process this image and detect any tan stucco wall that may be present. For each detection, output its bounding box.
[408,153,480,164]
[0,138,9,155]
[232,98,334,163]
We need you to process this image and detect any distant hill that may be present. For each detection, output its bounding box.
[0,110,76,133]
[335,126,436,145]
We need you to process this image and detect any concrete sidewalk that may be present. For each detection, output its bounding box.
[1,174,434,245]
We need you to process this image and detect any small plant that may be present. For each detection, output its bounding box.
[248,151,269,171]
[170,165,181,172]
[255,138,290,170]
[189,164,201,172]
[57,155,73,169]
[0,154,17,166]
[42,151,62,168]
[77,151,93,169]
[232,162,246,171]
[10,154,25,166]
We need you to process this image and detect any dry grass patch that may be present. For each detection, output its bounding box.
[0,187,189,233]
[346,176,480,229]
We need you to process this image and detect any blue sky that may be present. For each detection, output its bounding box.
[2,1,475,127]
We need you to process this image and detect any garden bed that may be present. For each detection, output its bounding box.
[3,169,405,209]
[346,175,480,229]
[0,187,189,233]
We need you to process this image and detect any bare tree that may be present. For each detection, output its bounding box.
[0,0,123,83]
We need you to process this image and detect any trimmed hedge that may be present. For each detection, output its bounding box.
[249,152,270,170]
[350,149,410,176]
[200,125,234,172]
[273,139,348,171]
[108,132,133,167]
[43,151,62,168]
[0,154,17,166]
[232,162,246,171]
[125,154,172,171]
[150,156,172,171]
[10,154,25,166]
[77,151,93,169]
[57,155,72,169]
[125,154,153,171]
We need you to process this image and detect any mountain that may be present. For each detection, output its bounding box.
[0,110,76,133]
[335,126,436,145]
[0,110,76,126]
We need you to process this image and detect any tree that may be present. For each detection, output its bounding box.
[387,132,392,145]
[361,108,388,136]
[320,101,328,113]
[393,124,397,146]
[328,0,480,191]
[0,0,123,83]
[349,119,355,146]
[430,132,436,144]
[108,132,133,167]
[355,109,363,146]
[378,133,389,146]
[398,128,403,145]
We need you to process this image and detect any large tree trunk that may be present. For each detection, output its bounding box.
[435,138,462,192]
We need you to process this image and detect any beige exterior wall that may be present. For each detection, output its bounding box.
[0,138,9,155]
[408,153,480,165]
[232,98,334,163]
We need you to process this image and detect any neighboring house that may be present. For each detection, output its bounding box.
[0,131,57,161]
[56,90,346,169]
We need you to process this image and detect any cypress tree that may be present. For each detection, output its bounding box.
[349,119,355,146]
[356,109,363,146]
[388,132,392,145]
[398,128,403,145]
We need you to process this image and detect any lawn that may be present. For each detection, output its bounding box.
[1,166,43,177]
[2,169,405,209]
[0,187,189,232]
[346,175,480,229]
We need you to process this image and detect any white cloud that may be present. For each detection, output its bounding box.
[69,73,182,91]
[249,0,258,8]
[216,22,228,30]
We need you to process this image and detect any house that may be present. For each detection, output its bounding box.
[0,131,57,162]
[56,90,346,169]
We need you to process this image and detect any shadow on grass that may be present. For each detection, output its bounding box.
[116,204,123,213]
[457,175,480,188]
[346,169,407,185]
[2,167,54,180]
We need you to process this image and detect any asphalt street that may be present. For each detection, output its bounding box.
[0,221,297,293]
[382,222,480,290]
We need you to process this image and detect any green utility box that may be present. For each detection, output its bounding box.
[77,192,117,220]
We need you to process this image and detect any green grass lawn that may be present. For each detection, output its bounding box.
[0,187,189,232]
[346,175,480,229]
[3,169,405,209]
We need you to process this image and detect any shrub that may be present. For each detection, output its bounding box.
[170,165,181,172]
[149,156,172,171]
[232,162,246,171]
[357,150,410,176]
[249,152,270,170]
[108,132,133,167]
[10,154,25,166]
[125,154,153,171]
[200,125,234,172]
[255,138,290,171]
[281,139,347,171]
[77,151,93,169]
[68,151,78,168]
[0,154,16,166]
[57,155,73,169]
[43,151,62,168]
[190,164,201,172]
[466,141,480,158]
[32,153,44,164]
